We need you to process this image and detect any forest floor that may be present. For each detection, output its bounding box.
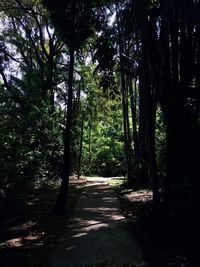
[117,185,200,267]
[48,177,145,267]
[1,177,199,267]
[0,176,86,267]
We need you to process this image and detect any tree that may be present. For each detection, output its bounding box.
[43,0,99,213]
[0,0,67,191]
[134,0,200,211]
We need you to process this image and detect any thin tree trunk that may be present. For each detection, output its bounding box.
[148,99,160,209]
[47,54,54,114]
[122,75,132,184]
[88,122,92,175]
[116,0,133,184]
[54,48,75,214]
[138,53,150,165]
[77,114,84,180]
[129,76,139,163]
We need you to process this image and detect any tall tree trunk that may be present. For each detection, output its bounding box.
[116,0,134,184]
[138,53,150,163]
[148,99,160,209]
[77,113,84,180]
[129,75,139,163]
[54,48,75,214]
[88,122,92,175]
[122,74,133,184]
[47,54,54,114]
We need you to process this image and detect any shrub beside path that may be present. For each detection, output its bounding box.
[48,177,145,267]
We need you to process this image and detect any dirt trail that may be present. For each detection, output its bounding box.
[48,177,145,267]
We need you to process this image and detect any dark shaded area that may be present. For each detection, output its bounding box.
[117,187,200,267]
[0,179,85,267]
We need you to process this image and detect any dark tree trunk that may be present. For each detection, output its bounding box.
[77,114,84,180]
[54,48,75,214]
[88,122,92,175]
[148,99,160,209]
[129,77,139,163]
[116,0,134,184]
[47,54,55,114]
[138,52,159,193]
[138,53,150,164]
[122,73,133,184]
[126,40,139,164]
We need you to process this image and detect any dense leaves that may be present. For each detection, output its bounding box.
[0,0,66,191]
[0,0,200,229]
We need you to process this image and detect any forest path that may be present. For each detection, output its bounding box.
[48,177,145,267]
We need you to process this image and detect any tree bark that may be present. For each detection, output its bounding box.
[129,76,139,163]
[77,113,84,180]
[116,0,134,184]
[47,53,55,114]
[148,99,160,209]
[88,122,92,175]
[54,48,75,214]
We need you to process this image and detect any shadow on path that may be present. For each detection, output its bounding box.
[48,178,145,267]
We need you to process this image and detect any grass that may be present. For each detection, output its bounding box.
[107,177,125,187]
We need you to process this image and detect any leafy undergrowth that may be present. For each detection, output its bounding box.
[116,184,200,267]
[0,176,86,267]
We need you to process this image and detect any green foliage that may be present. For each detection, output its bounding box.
[69,61,125,178]
[93,28,118,97]
[81,100,125,177]
[0,78,64,190]
[0,1,66,191]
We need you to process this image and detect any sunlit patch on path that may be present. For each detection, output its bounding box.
[48,177,145,267]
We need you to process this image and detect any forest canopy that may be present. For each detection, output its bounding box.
[0,0,200,217]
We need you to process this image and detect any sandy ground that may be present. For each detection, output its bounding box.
[48,177,145,267]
